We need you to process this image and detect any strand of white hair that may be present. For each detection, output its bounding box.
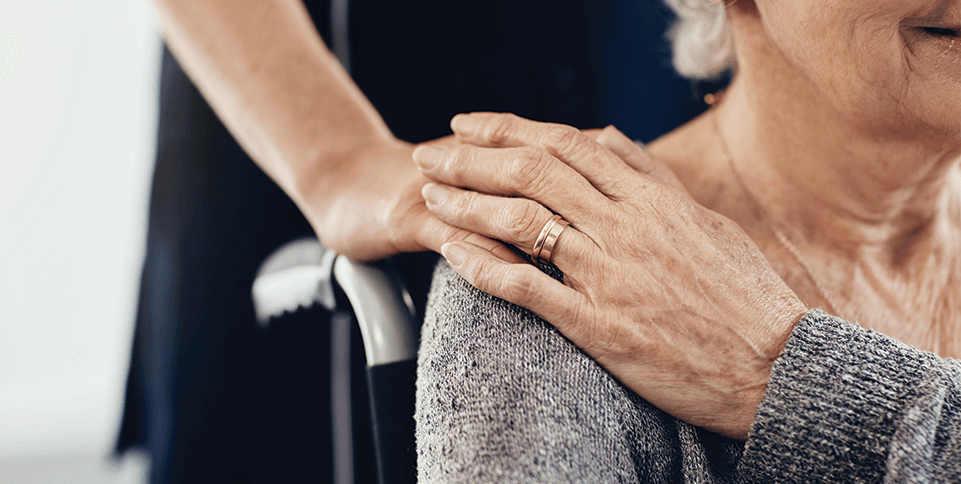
[663,0,735,79]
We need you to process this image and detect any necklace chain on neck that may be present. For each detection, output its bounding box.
[710,108,844,317]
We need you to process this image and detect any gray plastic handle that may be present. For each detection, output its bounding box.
[333,257,418,366]
[251,237,419,367]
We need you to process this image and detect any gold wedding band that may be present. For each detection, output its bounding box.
[532,214,569,265]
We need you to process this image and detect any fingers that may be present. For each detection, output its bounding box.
[415,212,527,265]
[440,240,590,337]
[449,112,648,199]
[592,126,653,174]
[594,126,689,195]
[422,182,594,271]
[412,143,611,229]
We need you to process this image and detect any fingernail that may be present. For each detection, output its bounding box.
[413,145,445,169]
[451,114,482,136]
[441,243,468,267]
[422,183,451,205]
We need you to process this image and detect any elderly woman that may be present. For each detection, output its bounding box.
[413,0,960,481]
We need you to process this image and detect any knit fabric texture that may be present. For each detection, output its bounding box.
[415,261,960,483]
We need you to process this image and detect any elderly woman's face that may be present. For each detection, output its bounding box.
[753,0,959,137]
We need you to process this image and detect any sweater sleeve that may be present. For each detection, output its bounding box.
[415,261,667,483]
[739,309,961,483]
[415,261,745,483]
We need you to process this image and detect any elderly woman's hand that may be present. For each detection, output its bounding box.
[412,113,809,440]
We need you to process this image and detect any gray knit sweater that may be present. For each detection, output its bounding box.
[415,261,961,483]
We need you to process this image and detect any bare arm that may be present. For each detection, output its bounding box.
[154,0,513,261]
[157,0,385,207]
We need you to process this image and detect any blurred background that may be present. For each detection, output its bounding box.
[1,0,159,482]
[0,1,713,481]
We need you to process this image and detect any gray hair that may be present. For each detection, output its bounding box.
[663,0,735,80]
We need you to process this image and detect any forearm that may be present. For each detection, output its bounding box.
[154,0,396,211]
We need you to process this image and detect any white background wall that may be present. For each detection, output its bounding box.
[1,0,160,481]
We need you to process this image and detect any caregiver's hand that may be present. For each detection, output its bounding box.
[312,136,522,262]
[412,113,809,440]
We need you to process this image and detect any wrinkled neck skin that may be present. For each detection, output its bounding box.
[651,5,961,357]
[715,78,961,257]
[718,10,961,255]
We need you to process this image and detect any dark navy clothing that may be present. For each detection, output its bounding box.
[117,1,711,482]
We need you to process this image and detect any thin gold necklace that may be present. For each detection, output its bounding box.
[710,109,844,317]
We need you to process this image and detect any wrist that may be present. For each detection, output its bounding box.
[738,303,808,439]
[293,136,408,213]
[293,137,416,246]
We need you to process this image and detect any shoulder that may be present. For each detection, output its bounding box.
[418,260,633,409]
[416,261,743,483]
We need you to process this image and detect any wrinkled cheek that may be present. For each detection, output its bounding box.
[844,23,909,103]
[808,22,915,128]
[862,26,960,135]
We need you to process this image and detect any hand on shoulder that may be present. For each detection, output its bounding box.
[414,113,809,439]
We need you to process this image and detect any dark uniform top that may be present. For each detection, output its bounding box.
[116,1,713,482]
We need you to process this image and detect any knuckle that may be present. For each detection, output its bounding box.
[542,124,579,146]
[542,124,592,158]
[504,201,543,243]
[508,147,553,195]
[443,145,471,182]
[465,256,486,282]
[501,268,536,302]
[445,188,475,217]
[655,187,697,221]
[483,113,518,146]
[474,261,512,297]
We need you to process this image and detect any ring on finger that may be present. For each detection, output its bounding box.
[532,214,570,265]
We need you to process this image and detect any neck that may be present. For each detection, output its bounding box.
[715,16,961,264]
